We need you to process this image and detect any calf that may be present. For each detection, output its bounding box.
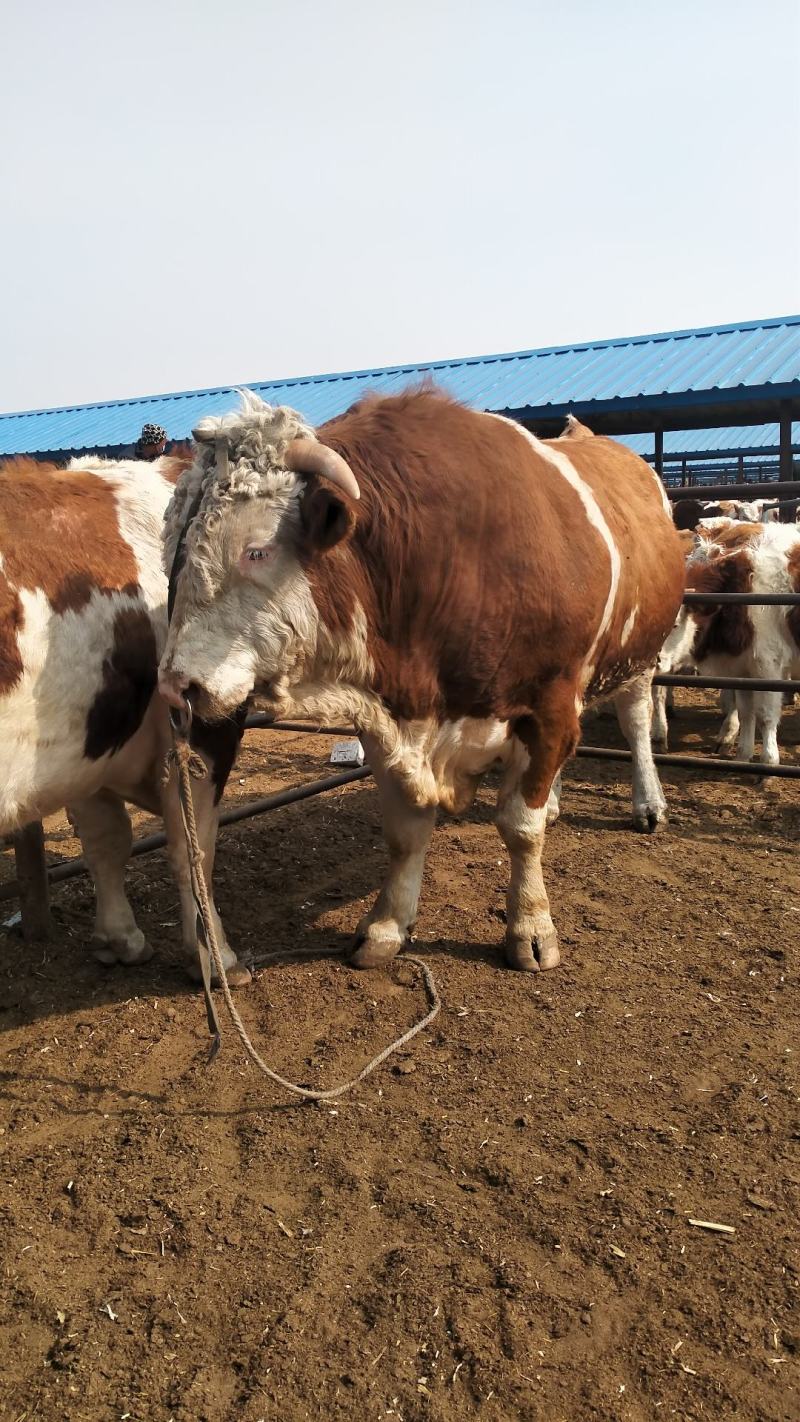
[672,497,770,531]
[0,454,248,982]
[159,389,684,973]
[652,523,740,753]
[656,522,800,765]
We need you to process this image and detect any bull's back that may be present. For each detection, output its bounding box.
[324,393,683,717]
[548,434,685,696]
[0,459,172,830]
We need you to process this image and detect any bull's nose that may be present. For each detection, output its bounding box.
[158,669,190,710]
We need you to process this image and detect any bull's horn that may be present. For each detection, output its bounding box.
[191,424,218,445]
[284,438,360,501]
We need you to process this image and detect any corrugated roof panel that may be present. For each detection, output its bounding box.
[623,422,799,456]
[1,314,798,456]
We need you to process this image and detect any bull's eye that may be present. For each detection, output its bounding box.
[240,542,274,572]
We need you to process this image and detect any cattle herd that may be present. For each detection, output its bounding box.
[1,390,798,986]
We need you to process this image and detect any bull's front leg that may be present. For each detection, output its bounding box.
[614,672,668,832]
[350,740,436,969]
[67,790,153,966]
[159,764,251,987]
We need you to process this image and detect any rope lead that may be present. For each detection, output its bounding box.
[169,730,441,1100]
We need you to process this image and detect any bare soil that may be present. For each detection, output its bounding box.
[1,696,798,1422]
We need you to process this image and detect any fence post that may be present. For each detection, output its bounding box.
[13,821,53,940]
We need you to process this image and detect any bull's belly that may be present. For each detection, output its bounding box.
[378,715,514,813]
[584,654,656,707]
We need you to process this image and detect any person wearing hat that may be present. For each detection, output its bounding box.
[133,423,168,461]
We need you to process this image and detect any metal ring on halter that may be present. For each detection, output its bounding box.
[169,695,193,739]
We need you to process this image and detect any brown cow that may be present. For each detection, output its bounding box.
[159,389,684,972]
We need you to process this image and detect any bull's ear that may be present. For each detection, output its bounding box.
[300,480,356,553]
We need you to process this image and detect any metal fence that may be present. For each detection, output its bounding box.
[662,456,800,489]
[572,478,800,781]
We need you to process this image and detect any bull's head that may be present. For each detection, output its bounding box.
[158,392,360,720]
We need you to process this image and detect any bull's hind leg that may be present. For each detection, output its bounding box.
[497,691,580,972]
[614,672,668,832]
[546,770,563,825]
[350,753,436,969]
[67,790,153,966]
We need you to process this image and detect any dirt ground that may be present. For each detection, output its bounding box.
[1,695,798,1422]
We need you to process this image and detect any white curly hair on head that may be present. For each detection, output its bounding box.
[192,390,316,479]
[162,390,317,580]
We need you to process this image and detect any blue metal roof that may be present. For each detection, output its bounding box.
[1,313,798,457]
[623,422,800,459]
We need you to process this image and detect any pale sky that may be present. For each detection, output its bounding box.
[2,0,799,414]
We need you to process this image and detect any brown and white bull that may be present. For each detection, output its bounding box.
[159,389,685,972]
[0,453,249,982]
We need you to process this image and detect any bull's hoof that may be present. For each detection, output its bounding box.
[350,928,404,969]
[185,956,252,988]
[632,804,667,834]
[218,962,252,987]
[349,910,407,969]
[505,929,560,972]
[92,933,153,967]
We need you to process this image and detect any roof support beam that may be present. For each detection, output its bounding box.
[654,427,663,478]
[779,400,795,483]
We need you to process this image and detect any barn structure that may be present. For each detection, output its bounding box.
[1,313,798,488]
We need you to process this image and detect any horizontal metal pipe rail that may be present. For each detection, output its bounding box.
[575,746,800,779]
[0,766,371,903]
[654,673,800,693]
[683,591,800,606]
[246,715,356,735]
[665,480,800,501]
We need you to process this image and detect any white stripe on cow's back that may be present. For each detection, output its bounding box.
[486,414,621,692]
